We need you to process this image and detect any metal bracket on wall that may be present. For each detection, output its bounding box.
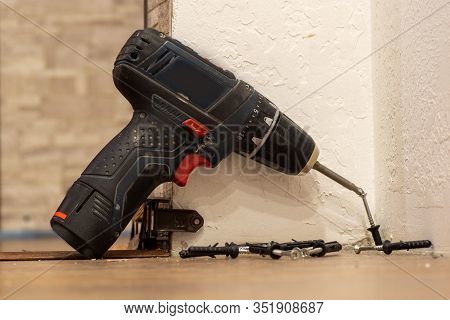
[130,198,204,252]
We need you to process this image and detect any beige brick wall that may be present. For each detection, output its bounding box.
[0,0,172,230]
[147,0,172,34]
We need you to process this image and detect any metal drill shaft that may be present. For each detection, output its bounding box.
[313,161,363,196]
[361,193,374,226]
[313,161,382,245]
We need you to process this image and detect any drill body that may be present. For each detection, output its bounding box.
[51,29,318,258]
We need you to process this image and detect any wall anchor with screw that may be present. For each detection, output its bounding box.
[354,240,432,255]
[179,240,342,259]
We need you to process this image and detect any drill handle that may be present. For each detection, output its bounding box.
[51,111,178,258]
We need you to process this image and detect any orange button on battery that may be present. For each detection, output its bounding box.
[53,211,67,220]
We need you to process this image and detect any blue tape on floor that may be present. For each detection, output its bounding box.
[0,230,56,240]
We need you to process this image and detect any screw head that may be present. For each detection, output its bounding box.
[290,248,302,260]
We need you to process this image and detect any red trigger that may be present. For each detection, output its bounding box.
[174,154,211,187]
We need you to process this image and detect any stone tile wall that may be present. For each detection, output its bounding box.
[0,0,172,230]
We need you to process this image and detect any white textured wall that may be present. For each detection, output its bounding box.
[171,0,374,248]
[373,1,450,253]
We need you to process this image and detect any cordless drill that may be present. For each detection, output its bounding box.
[50,28,384,258]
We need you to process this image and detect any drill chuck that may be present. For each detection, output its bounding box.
[249,113,319,175]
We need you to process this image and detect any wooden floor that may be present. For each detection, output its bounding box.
[0,239,448,300]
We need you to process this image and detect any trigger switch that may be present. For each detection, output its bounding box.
[182,118,208,138]
[174,154,211,187]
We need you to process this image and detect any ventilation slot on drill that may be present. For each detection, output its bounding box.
[146,51,175,75]
[92,193,112,223]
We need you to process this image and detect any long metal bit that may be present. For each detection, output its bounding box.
[313,161,382,245]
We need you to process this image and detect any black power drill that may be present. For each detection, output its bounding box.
[50,28,407,258]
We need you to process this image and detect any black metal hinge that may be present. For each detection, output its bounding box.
[130,198,204,251]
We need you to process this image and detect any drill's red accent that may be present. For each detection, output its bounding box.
[182,118,209,138]
[174,154,211,187]
[53,211,67,220]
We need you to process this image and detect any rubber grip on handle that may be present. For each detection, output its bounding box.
[51,113,174,258]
